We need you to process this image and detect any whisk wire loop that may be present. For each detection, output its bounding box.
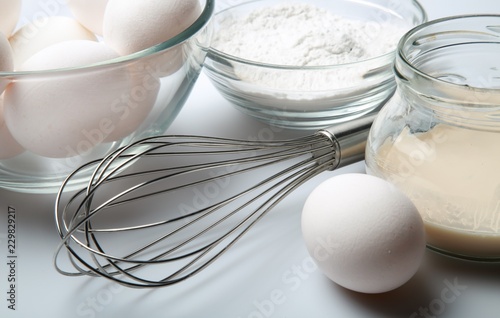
[54,114,374,288]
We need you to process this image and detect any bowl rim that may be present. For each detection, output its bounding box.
[0,0,215,77]
[207,0,427,70]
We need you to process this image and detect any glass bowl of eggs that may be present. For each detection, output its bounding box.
[0,0,214,193]
[204,0,427,130]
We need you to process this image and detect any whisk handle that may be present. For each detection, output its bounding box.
[318,112,378,170]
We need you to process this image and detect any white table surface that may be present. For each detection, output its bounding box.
[1,1,500,317]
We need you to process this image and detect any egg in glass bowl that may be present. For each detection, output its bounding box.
[0,0,214,193]
[204,0,427,130]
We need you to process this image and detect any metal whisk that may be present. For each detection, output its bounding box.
[54,113,375,288]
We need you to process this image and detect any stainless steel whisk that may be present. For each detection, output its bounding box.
[54,113,375,288]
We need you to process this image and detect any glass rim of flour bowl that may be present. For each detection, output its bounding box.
[366,14,500,262]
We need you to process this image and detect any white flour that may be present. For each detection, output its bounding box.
[212,3,409,105]
[213,3,405,67]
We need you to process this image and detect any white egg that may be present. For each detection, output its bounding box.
[0,95,24,159]
[0,0,21,37]
[0,33,13,71]
[0,34,19,159]
[0,32,13,93]
[301,173,426,294]
[103,60,161,142]
[66,0,109,35]
[3,40,134,158]
[9,16,97,69]
[103,0,202,56]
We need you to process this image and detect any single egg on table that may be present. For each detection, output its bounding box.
[9,16,97,69]
[66,0,109,35]
[301,173,426,294]
[0,0,22,37]
[3,40,136,158]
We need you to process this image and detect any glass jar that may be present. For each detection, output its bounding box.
[365,15,500,261]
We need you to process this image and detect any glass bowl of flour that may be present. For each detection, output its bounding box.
[204,0,427,129]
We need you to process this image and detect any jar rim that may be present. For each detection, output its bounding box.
[396,14,500,98]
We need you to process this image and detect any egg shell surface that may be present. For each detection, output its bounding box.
[0,33,20,158]
[103,0,202,56]
[301,173,426,294]
[0,0,22,37]
[0,32,13,71]
[0,32,14,93]
[102,60,161,142]
[0,96,24,159]
[9,16,97,69]
[3,40,134,158]
[66,0,109,35]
